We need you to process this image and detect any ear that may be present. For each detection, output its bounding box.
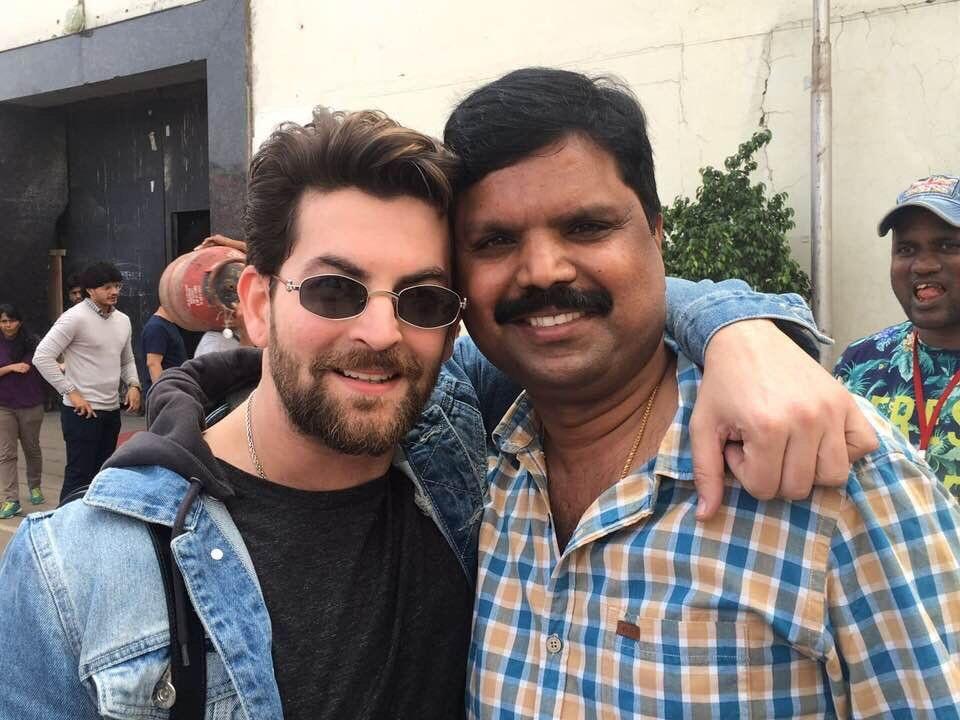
[441,321,460,363]
[237,266,271,349]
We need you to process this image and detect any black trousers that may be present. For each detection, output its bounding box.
[59,406,121,504]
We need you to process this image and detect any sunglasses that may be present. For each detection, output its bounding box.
[275,274,466,330]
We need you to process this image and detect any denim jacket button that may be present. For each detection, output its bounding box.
[152,666,176,709]
[210,548,224,561]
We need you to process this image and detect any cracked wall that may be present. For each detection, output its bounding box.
[4,0,958,358]
[246,0,959,360]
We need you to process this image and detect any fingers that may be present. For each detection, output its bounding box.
[812,420,850,488]
[127,388,142,414]
[693,319,881,516]
[843,396,879,463]
[728,413,787,503]
[689,413,728,520]
[778,432,820,500]
[74,404,95,418]
[715,402,866,507]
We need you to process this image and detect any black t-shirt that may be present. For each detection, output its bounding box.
[141,315,188,370]
[219,460,473,720]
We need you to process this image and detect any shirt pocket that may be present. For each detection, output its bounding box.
[89,645,242,719]
[602,605,830,719]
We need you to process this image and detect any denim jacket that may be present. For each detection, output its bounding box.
[0,279,822,719]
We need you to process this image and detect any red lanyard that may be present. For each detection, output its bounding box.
[912,329,960,452]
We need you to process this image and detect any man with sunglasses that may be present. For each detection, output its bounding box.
[0,109,876,718]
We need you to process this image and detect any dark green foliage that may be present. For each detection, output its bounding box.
[661,129,811,298]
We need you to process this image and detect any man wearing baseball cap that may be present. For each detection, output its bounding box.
[835,175,960,495]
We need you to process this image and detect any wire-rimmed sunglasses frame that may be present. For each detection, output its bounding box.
[274,273,467,330]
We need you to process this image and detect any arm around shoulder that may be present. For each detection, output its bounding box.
[0,521,100,718]
[664,276,828,364]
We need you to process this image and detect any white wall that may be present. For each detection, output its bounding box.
[0,0,201,50]
[248,0,960,361]
[4,0,959,359]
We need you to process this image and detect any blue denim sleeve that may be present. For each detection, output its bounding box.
[665,277,829,365]
[449,337,522,443]
[0,522,99,718]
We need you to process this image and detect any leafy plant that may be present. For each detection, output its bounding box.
[662,129,811,298]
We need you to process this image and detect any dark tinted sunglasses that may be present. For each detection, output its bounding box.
[275,274,466,330]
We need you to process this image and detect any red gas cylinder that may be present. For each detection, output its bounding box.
[159,246,246,331]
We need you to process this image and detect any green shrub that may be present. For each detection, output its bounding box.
[662,129,811,298]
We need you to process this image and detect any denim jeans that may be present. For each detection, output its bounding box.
[59,405,120,504]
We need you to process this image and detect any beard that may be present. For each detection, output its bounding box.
[268,323,439,456]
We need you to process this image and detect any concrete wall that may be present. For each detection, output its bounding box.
[5,0,959,361]
[0,0,249,239]
[0,1,202,50]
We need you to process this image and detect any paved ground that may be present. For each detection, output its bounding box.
[0,410,146,556]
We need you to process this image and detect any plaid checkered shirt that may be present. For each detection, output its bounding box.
[467,352,960,719]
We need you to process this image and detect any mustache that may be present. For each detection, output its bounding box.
[309,347,423,380]
[494,284,613,325]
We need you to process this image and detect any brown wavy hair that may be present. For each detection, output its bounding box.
[243,108,458,277]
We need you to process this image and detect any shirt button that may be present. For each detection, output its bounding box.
[546,634,563,654]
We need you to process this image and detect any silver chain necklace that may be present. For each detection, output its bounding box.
[245,389,267,480]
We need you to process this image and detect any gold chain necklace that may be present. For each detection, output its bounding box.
[245,389,267,480]
[619,378,663,480]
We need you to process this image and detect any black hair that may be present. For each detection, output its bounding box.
[0,303,37,362]
[444,67,661,229]
[80,261,123,291]
[65,272,82,291]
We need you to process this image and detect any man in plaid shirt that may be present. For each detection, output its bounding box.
[445,67,960,718]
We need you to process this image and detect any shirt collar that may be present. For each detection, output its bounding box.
[84,297,113,318]
[491,351,703,484]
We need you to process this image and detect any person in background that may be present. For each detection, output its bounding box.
[835,175,960,496]
[0,304,46,519]
[142,304,188,391]
[193,234,249,357]
[57,272,86,372]
[33,261,141,504]
[65,273,84,307]
[193,319,245,357]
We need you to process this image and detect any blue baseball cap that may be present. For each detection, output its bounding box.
[878,174,960,236]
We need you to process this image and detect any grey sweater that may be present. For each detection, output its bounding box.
[34,300,140,411]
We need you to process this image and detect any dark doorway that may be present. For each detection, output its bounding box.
[172,210,211,258]
[58,80,210,381]
[64,81,210,373]
[0,0,250,351]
